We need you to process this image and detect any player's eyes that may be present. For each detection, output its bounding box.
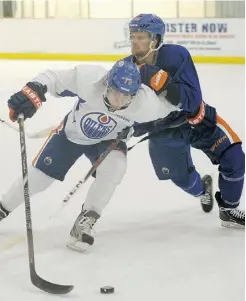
[130,34,145,41]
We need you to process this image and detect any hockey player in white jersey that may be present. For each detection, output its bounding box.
[0,60,178,252]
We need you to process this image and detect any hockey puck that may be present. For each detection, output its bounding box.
[100,286,115,294]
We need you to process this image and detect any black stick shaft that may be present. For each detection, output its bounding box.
[18,114,36,274]
[18,114,74,294]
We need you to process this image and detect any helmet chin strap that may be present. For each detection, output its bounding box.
[103,96,116,112]
[103,96,128,112]
[135,41,163,62]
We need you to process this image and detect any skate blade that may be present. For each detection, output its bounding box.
[66,238,90,253]
[221,221,245,229]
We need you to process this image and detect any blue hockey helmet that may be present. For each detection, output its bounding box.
[105,60,141,110]
[107,60,141,95]
[129,14,165,42]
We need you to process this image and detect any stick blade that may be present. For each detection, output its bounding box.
[31,273,74,294]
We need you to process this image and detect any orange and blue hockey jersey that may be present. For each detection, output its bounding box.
[124,44,203,131]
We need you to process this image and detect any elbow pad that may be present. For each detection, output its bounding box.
[139,64,171,95]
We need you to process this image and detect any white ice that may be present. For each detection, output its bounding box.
[0,61,244,301]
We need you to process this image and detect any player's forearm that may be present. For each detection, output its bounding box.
[166,82,202,113]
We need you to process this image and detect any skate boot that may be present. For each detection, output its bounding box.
[0,202,10,222]
[200,175,214,213]
[67,208,100,252]
[215,192,245,229]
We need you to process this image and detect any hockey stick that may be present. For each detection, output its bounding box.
[62,128,130,204]
[61,133,147,204]
[59,122,187,207]
[1,117,55,139]
[18,113,74,295]
[60,127,167,205]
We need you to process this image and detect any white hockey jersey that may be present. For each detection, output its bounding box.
[33,64,179,145]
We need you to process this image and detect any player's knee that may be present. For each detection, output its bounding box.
[28,165,55,195]
[220,143,245,179]
[97,150,127,185]
[171,166,196,189]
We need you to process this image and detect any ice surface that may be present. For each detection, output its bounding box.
[0,60,244,301]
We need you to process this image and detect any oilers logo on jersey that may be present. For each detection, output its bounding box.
[80,113,117,139]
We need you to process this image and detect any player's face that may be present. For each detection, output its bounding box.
[130,32,152,57]
[105,86,133,110]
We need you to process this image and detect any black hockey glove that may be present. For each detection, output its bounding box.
[119,126,132,139]
[133,122,156,137]
[8,81,47,121]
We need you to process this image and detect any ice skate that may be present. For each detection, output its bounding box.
[215,192,245,229]
[67,208,100,252]
[200,175,214,213]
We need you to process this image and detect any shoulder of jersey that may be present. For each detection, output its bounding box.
[158,44,190,62]
[75,64,108,83]
[139,84,157,96]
